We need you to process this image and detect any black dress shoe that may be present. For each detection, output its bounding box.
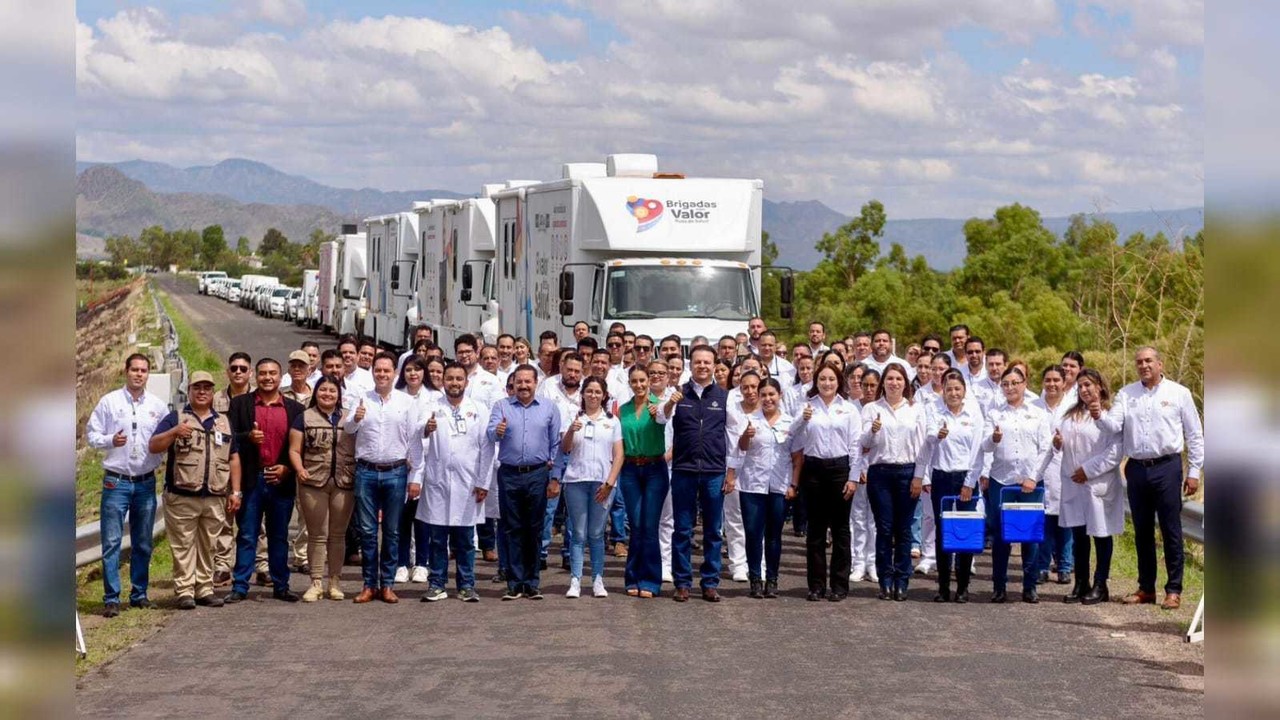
[177,596,196,610]
[933,591,951,603]
[1064,580,1088,604]
[273,589,301,602]
[1081,582,1109,606]
[1037,571,1050,585]
[196,594,224,608]
[990,590,1008,604]
[806,590,821,602]
[953,590,969,604]
[893,587,907,602]
[492,569,508,584]
[224,591,247,604]
[749,580,763,599]
[1057,571,1072,585]
[827,592,846,603]
[1022,588,1039,604]
[763,580,778,599]
[877,587,892,601]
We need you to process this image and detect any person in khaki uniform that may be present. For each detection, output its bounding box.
[149,371,243,609]
[282,350,314,573]
[212,352,263,585]
[288,375,357,601]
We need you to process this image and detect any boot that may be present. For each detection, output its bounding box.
[763,580,778,599]
[1081,581,1109,606]
[302,579,324,603]
[1064,576,1089,604]
[327,575,345,601]
[749,579,762,599]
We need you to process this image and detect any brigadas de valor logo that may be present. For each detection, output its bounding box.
[626,196,664,232]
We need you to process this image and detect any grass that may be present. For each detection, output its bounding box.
[156,289,222,375]
[76,450,106,525]
[76,277,134,308]
[76,535,176,677]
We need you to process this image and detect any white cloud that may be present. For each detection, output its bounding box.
[235,0,308,28]
[500,10,588,46]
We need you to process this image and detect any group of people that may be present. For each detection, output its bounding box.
[87,317,1203,614]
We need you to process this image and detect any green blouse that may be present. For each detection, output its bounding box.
[618,395,666,457]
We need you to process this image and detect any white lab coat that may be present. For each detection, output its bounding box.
[414,398,495,527]
[1033,396,1072,515]
[1056,413,1125,537]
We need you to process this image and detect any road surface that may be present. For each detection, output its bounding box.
[78,278,1204,717]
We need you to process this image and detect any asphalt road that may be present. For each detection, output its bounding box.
[78,279,1204,717]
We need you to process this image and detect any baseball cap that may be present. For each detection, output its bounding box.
[288,350,311,364]
[189,370,216,386]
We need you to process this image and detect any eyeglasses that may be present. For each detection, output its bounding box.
[1000,380,1026,388]
[635,345,652,351]
[607,343,622,348]
[229,366,250,373]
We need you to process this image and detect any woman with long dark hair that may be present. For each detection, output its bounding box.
[733,378,798,598]
[1034,365,1075,586]
[560,377,624,599]
[616,366,670,598]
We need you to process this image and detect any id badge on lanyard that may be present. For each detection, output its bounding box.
[583,421,595,440]
[453,413,467,435]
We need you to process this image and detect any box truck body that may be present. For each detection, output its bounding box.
[362,212,421,349]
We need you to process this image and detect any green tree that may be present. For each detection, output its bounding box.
[302,228,335,268]
[959,204,1064,301]
[104,234,141,266]
[236,236,250,255]
[201,225,227,268]
[260,228,289,257]
[814,199,885,287]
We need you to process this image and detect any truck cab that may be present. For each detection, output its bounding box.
[363,212,420,349]
[416,186,503,350]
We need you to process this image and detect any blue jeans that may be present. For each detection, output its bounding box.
[477,518,497,552]
[498,465,550,592]
[867,463,918,591]
[398,497,430,568]
[985,481,1043,593]
[232,474,294,594]
[1034,513,1074,576]
[608,490,629,545]
[354,464,408,589]
[670,469,724,591]
[541,493,571,561]
[620,462,670,593]
[911,502,924,550]
[563,481,609,579]
[99,472,157,604]
[428,524,475,590]
[739,491,785,582]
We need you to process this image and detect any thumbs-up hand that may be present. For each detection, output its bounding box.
[992,424,1003,443]
[871,413,882,434]
[667,389,683,407]
[803,404,813,421]
[1052,428,1062,450]
[1088,401,1102,420]
[571,413,584,433]
[112,430,128,447]
[425,414,437,436]
[744,422,757,440]
[249,421,264,445]
[174,423,194,440]
[496,417,508,439]
[937,421,949,440]
[354,398,366,423]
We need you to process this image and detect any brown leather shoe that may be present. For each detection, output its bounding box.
[380,587,399,604]
[353,587,377,604]
[702,588,722,603]
[213,570,232,588]
[1160,593,1181,610]
[1123,590,1156,605]
[614,542,629,558]
[483,549,498,563]
[673,587,690,602]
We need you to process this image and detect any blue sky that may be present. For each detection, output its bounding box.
[75,0,1203,218]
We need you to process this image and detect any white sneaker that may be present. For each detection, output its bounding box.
[662,571,674,584]
[867,569,879,584]
[732,568,748,583]
[410,566,429,583]
[394,566,409,584]
[592,576,608,598]
[566,577,581,599]
[850,565,867,582]
[915,562,934,575]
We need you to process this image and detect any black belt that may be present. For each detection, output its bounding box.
[803,456,850,469]
[1132,454,1178,468]
[357,459,407,472]
[501,463,547,474]
[105,470,156,482]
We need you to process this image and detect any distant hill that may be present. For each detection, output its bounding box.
[76,157,1202,270]
[75,158,466,217]
[76,166,349,249]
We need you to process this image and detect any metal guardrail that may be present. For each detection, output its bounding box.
[1182,500,1204,544]
[76,282,186,569]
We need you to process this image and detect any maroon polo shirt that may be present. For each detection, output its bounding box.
[253,392,289,466]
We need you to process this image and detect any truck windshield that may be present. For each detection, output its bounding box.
[605,265,756,320]
[272,288,291,297]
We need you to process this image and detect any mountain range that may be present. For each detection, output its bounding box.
[76,158,1202,269]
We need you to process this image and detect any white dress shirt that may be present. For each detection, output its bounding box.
[791,394,862,461]
[414,397,494,527]
[982,400,1053,486]
[495,361,517,386]
[561,410,622,484]
[465,367,505,411]
[86,387,168,476]
[538,376,583,421]
[914,402,985,488]
[863,354,916,382]
[342,388,425,467]
[1099,376,1205,480]
[344,367,375,397]
[729,410,799,495]
[861,397,927,466]
[784,381,812,417]
[763,355,795,386]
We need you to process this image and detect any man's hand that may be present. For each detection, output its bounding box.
[263,464,283,484]
[408,483,421,501]
[1020,478,1037,494]
[226,494,241,514]
[425,415,437,436]
[785,485,798,501]
[495,417,508,439]
[354,399,366,423]
[112,430,128,447]
[979,476,989,492]
[842,480,857,501]
[909,477,923,500]
[1053,428,1062,450]
[959,486,973,503]
[174,423,194,440]
[249,422,264,445]
[991,425,1003,444]
[475,488,488,504]
[1183,475,1199,497]
[546,478,560,499]
[722,475,736,494]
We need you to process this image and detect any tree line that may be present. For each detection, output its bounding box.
[762,201,1203,405]
[103,225,336,287]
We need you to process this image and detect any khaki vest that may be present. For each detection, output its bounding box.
[171,411,232,495]
[300,407,355,490]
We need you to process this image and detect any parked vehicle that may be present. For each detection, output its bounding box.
[198,271,227,294]
[269,286,293,318]
[362,211,421,349]
[227,279,242,303]
[298,269,319,327]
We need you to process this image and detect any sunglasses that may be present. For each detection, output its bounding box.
[923,346,941,353]
[607,343,622,348]
[635,345,652,351]
[229,366,251,373]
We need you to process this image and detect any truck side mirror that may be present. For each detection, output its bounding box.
[559,300,574,317]
[559,270,574,301]
[461,264,473,302]
[390,264,400,291]
[780,273,794,304]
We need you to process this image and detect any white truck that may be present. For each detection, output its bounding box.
[239,274,278,309]
[198,270,227,294]
[362,211,421,349]
[452,154,790,350]
[297,269,319,326]
[333,229,367,337]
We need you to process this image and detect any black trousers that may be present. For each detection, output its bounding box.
[1070,526,1113,586]
[1125,455,1184,594]
[801,456,852,594]
[929,470,974,594]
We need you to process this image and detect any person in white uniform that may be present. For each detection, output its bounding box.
[848,365,877,583]
[722,370,763,583]
[1056,368,1125,606]
[1032,365,1074,587]
[416,363,494,603]
[731,378,799,599]
[559,377,624,599]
